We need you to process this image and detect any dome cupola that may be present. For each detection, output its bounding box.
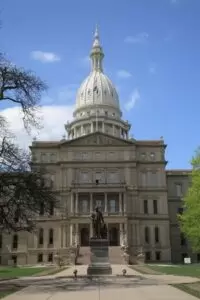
[65,26,131,140]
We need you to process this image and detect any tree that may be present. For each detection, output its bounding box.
[178,148,200,251]
[0,53,58,232]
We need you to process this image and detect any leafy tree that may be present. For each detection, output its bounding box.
[178,148,200,251]
[0,52,58,232]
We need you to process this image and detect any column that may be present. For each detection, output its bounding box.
[124,193,127,213]
[34,233,38,249]
[75,193,78,214]
[102,122,105,133]
[71,193,74,214]
[90,193,93,212]
[81,125,84,135]
[124,223,128,244]
[75,223,79,245]
[119,193,122,214]
[112,124,115,135]
[70,224,73,246]
[90,222,93,238]
[120,223,123,245]
[91,122,94,133]
[104,193,108,213]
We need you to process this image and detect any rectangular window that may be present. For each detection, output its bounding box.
[49,229,54,245]
[180,233,187,246]
[39,202,44,216]
[176,184,182,197]
[145,227,149,243]
[12,235,18,249]
[155,251,161,261]
[11,255,17,265]
[82,200,89,213]
[95,200,103,209]
[49,201,54,216]
[153,200,158,214]
[39,228,44,245]
[109,200,116,213]
[143,200,148,214]
[38,253,43,263]
[95,171,104,183]
[177,207,183,215]
[81,172,89,182]
[145,251,151,261]
[48,253,53,262]
[155,227,159,243]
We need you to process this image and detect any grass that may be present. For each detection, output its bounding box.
[0,267,53,279]
[172,283,200,299]
[0,287,20,299]
[148,264,200,278]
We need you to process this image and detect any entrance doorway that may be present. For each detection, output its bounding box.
[109,227,119,246]
[80,228,89,246]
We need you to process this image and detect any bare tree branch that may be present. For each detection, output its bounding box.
[0,54,47,132]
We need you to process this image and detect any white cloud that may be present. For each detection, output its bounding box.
[30,51,61,63]
[124,89,140,111]
[124,32,149,44]
[116,70,132,79]
[1,105,74,150]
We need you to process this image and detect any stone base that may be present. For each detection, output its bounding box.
[87,264,112,275]
[87,238,112,276]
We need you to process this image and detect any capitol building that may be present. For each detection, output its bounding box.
[0,28,197,266]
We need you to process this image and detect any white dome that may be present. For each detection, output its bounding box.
[76,71,120,110]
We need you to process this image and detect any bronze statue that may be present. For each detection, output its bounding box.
[91,206,107,239]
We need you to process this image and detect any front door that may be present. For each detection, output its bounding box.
[80,228,89,246]
[109,227,119,246]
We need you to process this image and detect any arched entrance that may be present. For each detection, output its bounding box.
[80,228,89,246]
[109,227,119,246]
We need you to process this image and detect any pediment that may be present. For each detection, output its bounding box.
[60,132,134,147]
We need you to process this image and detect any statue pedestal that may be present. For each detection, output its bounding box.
[87,238,112,275]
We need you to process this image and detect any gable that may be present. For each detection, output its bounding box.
[60,132,134,147]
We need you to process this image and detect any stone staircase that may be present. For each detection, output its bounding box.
[109,246,124,264]
[77,247,90,265]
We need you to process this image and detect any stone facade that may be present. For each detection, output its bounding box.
[0,132,195,266]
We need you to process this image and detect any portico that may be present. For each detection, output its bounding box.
[70,191,126,215]
[69,220,127,247]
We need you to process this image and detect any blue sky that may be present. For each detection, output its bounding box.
[1,0,200,169]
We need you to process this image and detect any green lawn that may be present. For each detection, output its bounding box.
[148,264,200,278]
[0,267,50,278]
[0,288,20,299]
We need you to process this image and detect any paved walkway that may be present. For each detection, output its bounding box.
[2,265,200,300]
[3,283,198,300]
